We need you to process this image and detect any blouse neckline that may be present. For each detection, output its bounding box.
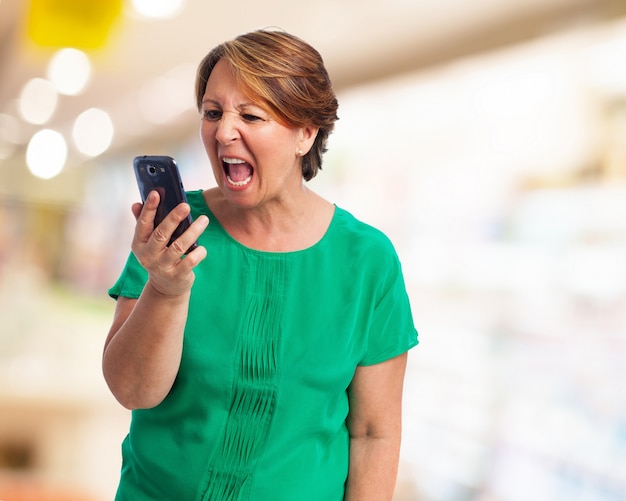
[189,190,339,257]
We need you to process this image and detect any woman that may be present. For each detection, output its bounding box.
[104,29,418,500]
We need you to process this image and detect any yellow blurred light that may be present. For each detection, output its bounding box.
[72,108,114,157]
[47,48,92,96]
[18,78,58,125]
[26,129,67,179]
[27,0,122,49]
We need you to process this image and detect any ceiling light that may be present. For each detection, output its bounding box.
[131,0,183,18]
[26,129,67,179]
[18,78,58,124]
[47,48,92,96]
[72,108,114,156]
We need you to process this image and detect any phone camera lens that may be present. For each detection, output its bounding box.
[148,165,157,175]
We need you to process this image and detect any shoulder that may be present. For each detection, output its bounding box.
[332,207,397,255]
[328,207,402,282]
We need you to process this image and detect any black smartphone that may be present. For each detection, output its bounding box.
[133,155,198,254]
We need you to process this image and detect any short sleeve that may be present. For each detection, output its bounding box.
[108,251,149,300]
[359,250,418,366]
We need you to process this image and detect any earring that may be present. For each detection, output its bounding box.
[297,150,303,156]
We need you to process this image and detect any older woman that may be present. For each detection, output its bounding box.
[104,29,418,501]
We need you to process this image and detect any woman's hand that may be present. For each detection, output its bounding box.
[131,190,209,297]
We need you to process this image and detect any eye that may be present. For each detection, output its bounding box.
[242,113,263,123]
[203,109,222,121]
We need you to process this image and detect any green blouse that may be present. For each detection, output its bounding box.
[108,190,418,501]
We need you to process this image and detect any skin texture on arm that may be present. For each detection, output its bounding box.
[344,352,408,501]
[102,191,208,410]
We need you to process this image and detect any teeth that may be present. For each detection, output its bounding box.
[227,175,252,187]
[223,157,252,187]
[223,157,246,164]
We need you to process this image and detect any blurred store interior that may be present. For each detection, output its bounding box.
[1,0,626,499]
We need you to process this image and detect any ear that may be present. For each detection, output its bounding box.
[297,125,319,155]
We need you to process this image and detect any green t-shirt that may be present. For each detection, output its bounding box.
[108,190,418,501]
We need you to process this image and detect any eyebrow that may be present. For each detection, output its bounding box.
[201,98,260,111]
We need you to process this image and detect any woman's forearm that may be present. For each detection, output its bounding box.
[344,433,401,501]
[344,355,407,500]
[102,282,190,410]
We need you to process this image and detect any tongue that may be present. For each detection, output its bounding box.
[229,162,252,182]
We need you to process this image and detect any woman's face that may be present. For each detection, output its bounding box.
[200,59,315,210]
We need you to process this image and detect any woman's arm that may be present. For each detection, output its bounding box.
[345,352,408,501]
[102,191,208,410]
[103,288,189,409]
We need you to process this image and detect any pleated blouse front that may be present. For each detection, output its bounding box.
[108,190,418,501]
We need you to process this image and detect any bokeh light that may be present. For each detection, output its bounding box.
[72,108,114,156]
[47,48,92,96]
[26,129,67,179]
[131,0,183,18]
[18,78,58,125]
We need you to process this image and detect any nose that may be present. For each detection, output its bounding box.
[215,112,240,145]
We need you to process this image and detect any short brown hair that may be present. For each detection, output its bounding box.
[195,29,339,181]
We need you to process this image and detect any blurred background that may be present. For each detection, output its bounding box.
[1,0,626,499]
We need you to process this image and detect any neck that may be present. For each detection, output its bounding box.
[206,186,334,252]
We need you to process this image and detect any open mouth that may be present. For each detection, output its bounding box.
[222,157,253,187]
